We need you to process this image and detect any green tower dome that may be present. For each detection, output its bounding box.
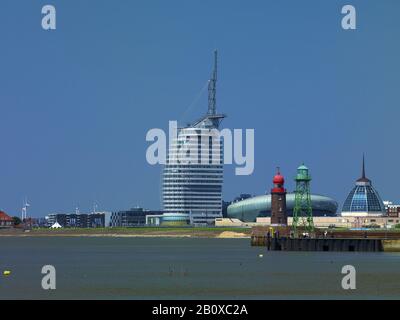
[297,164,308,170]
[295,163,311,181]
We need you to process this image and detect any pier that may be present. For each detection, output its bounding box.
[251,227,400,252]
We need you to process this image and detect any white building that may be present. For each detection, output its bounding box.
[162,51,225,225]
[384,201,400,217]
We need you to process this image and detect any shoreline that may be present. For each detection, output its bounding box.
[0,228,251,239]
[0,234,250,239]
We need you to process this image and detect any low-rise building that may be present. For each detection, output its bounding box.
[0,211,13,228]
[384,201,400,218]
[110,207,162,227]
[215,216,400,229]
[46,212,109,228]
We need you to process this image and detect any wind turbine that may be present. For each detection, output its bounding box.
[21,198,30,221]
[92,201,98,214]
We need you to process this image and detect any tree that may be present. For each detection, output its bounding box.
[12,216,22,226]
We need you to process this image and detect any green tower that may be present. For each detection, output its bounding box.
[292,164,314,236]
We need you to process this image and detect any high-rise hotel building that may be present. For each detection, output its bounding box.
[162,51,226,225]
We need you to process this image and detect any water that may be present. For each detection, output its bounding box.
[0,237,399,299]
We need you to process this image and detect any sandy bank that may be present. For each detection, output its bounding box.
[217,231,249,238]
[0,230,251,239]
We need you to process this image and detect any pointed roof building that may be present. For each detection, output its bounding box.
[341,155,385,217]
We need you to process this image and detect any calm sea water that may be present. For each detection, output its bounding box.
[0,237,399,299]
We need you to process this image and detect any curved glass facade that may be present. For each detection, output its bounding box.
[162,126,224,221]
[341,157,385,216]
[227,194,338,222]
[342,185,385,214]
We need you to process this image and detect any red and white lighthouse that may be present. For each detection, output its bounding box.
[270,167,288,226]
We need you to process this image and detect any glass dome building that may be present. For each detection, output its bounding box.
[227,193,338,222]
[341,156,385,217]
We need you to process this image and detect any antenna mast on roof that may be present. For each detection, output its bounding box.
[362,153,366,179]
[207,50,217,115]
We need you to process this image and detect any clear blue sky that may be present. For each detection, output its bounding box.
[1,0,399,217]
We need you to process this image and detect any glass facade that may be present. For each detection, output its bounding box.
[341,156,385,216]
[162,125,224,225]
[46,213,106,228]
[110,208,163,227]
[227,194,338,222]
[342,185,385,213]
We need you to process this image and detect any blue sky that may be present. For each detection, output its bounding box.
[1,0,399,217]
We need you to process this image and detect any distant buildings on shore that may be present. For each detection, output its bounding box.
[2,154,397,230]
[0,211,13,228]
[220,156,400,229]
[47,212,109,228]
[216,216,400,229]
[44,207,164,228]
[227,164,338,222]
[110,207,162,227]
[0,50,397,230]
[384,201,400,217]
[1,152,399,230]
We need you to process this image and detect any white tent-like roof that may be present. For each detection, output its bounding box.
[50,222,62,229]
